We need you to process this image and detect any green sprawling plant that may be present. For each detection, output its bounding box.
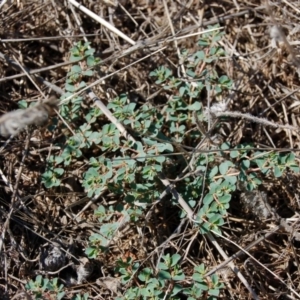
[25,275,90,300]
[37,25,299,299]
[25,276,65,300]
[114,254,223,300]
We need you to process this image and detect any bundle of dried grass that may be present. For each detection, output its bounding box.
[0,96,58,137]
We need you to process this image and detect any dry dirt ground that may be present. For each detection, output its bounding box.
[1,0,300,299]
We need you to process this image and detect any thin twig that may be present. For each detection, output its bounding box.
[211,229,300,298]
[212,110,299,131]
[0,136,31,254]
[68,0,135,45]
